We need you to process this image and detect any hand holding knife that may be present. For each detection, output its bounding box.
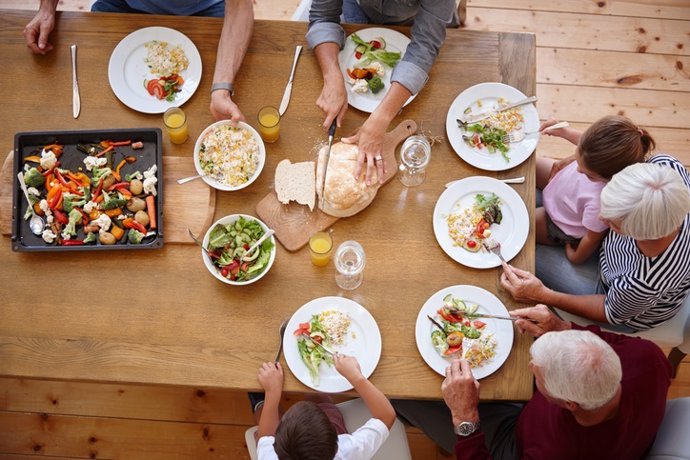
[319,119,337,210]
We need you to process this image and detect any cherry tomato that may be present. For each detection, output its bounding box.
[467,240,477,248]
[355,51,362,59]
[221,267,229,277]
[370,40,382,49]
[243,243,250,250]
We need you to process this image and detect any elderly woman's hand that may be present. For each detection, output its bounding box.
[509,304,572,337]
[500,262,549,303]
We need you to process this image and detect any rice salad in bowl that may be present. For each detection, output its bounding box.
[193,120,266,191]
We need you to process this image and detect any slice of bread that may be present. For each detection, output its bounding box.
[275,159,316,211]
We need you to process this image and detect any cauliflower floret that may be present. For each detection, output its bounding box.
[143,164,158,196]
[91,213,112,233]
[369,62,385,77]
[47,215,54,224]
[61,232,72,241]
[42,229,57,244]
[352,78,369,93]
[83,201,97,213]
[27,187,40,197]
[83,155,108,171]
[39,149,57,170]
[38,199,53,217]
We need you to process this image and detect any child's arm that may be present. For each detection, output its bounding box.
[541,118,582,145]
[565,229,607,265]
[257,362,284,438]
[335,354,396,430]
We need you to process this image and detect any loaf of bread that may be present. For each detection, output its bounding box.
[274,159,315,211]
[315,142,379,217]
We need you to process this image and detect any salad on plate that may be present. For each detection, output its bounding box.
[143,40,189,101]
[458,97,525,162]
[345,32,401,95]
[446,192,503,253]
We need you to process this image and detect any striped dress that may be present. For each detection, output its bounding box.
[600,154,690,331]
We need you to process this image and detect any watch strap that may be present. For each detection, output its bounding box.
[211,82,235,97]
[454,420,481,436]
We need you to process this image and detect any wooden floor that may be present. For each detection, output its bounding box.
[1,0,689,458]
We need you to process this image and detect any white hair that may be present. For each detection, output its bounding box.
[600,162,690,240]
[530,330,622,411]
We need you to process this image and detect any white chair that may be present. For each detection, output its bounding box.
[555,293,690,377]
[245,398,412,459]
[646,397,690,460]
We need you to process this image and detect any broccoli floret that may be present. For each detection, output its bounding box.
[83,232,97,244]
[63,193,87,214]
[367,76,385,94]
[23,167,45,188]
[101,191,128,210]
[92,167,113,182]
[64,209,83,236]
[128,229,145,244]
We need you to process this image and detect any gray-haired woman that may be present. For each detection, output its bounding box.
[501,155,690,331]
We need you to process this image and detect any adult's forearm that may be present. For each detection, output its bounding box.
[369,82,411,126]
[39,0,59,12]
[314,42,342,81]
[543,289,607,322]
[212,0,254,85]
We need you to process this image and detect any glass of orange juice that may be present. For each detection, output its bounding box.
[309,231,333,267]
[258,106,280,143]
[163,107,189,144]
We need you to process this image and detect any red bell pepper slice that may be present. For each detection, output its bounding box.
[108,182,131,192]
[53,209,69,225]
[61,239,84,246]
[92,178,104,200]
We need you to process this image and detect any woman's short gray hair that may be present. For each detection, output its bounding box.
[530,330,622,410]
[600,162,690,240]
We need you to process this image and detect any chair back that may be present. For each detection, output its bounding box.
[645,397,690,460]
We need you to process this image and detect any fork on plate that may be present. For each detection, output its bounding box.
[483,239,506,264]
[502,121,570,144]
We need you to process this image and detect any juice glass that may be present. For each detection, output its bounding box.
[258,106,280,143]
[309,231,333,267]
[163,107,189,144]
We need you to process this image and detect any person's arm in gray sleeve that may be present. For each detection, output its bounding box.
[306,0,346,50]
[391,0,455,95]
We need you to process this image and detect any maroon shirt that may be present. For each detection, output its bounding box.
[455,325,671,460]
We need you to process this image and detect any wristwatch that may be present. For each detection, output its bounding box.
[210,82,235,97]
[454,420,481,436]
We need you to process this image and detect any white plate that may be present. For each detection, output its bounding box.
[415,285,514,379]
[193,120,266,191]
[433,176,529,269]
[445,82,539,171]
[284,296,382,393]
[108,27,202,114]
[338,27,416,113]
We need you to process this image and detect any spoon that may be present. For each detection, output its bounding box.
[177,174,205,185]
[242,229,275,261]
[17,172,44,236]
[274,319,288,362]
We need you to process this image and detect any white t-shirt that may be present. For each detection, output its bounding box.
[257,418,390,460]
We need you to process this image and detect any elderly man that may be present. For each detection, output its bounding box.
[307,0,456,185]
[24,0,253,124]
[393,305,671,459]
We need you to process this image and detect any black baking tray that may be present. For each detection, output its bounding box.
[12,128,164,252]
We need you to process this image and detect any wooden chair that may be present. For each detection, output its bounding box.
[245,398,412,459]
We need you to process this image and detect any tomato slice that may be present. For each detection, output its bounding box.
[152,84,165,100]
[145,79,159,96]
[444,345,462,356]
[355,51,362,60]
[473,320,487,329]
[370,40,382,49]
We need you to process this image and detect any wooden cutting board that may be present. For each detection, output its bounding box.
[0,152,216,244]
[256,120,417,252]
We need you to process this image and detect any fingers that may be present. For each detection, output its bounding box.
[336,104,348,128]
[323,111,337,131]
[374,154,385,184]
[365,154,377,186]
[514,318,542,337]
[501,262,521,285]
[353,150,365,180]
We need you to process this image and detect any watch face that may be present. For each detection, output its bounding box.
[455,421,479,436]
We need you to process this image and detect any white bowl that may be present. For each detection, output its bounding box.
[201,214,276,286]
[193,120,266,191]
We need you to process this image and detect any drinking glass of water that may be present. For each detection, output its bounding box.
[398,135,431,187]
[334,241,366,290]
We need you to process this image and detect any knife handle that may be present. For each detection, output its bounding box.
[501,95,537,112]
[70,44,77,79]
[327,119,337,139]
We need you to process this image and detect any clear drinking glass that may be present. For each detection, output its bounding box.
[398,135,431,187]
[334,240,366,290]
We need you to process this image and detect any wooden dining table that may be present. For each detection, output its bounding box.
[0,10,535,401]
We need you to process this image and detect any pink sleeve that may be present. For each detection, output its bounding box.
[582,202,609,233]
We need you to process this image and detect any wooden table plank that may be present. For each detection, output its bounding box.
[0,10,534,401]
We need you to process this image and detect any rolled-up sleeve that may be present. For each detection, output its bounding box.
[306,0,346,50]
[391,0,455,95]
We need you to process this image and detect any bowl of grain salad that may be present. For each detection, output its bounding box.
[193,120,266,191]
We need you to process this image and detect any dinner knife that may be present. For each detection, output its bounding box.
[459,96,537,125]
[70,44,80,119]
[278,45,303,116]
[301,333,336,356]
[319,119,337,210]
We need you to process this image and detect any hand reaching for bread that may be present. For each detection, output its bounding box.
[343,120,387,186]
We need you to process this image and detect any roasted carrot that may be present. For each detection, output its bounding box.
[105,208,122,218]
[110,225,125,241]
[95,145,113,158]
[109,140,132,147]
[145,195,156,230]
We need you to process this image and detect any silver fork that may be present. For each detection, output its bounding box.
[502,121,570,144]
[483,240,506,264]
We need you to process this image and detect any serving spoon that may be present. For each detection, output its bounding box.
[17,171,45,236]
[242,229,275,261]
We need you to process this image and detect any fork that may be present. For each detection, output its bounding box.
[483,240,506,264]
[502,121,570,144]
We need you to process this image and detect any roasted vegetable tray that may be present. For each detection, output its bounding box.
[12,128,164,252]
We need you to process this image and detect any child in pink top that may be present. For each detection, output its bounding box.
[537,116,656,264]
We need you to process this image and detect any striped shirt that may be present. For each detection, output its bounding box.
[600,154,690,331]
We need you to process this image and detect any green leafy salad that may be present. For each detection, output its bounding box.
[206,217,273,282]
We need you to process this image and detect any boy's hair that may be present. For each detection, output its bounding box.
[578,115,656,180]
[273,401,338,460]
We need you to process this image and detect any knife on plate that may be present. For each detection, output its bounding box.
[301,333,336,356]
[458,95,537,125]
[319,119,337,210]
[278,45,302,116]
[70,44,80,119]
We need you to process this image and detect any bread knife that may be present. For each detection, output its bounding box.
[70,44,80,119]
[319,120,337,210]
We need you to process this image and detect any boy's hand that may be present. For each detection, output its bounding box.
[334,353,364,384]
[257,362,284,397]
